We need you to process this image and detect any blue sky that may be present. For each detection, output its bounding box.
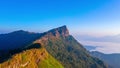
[0,0,120,53]
[0,0,120,35]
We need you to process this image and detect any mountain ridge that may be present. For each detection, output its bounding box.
[0,25,108,68]
[33,26,108,68]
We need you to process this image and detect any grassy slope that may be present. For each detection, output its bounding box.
[0,48,63,68]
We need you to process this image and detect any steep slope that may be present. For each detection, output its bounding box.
[91,51,120,68]
[34,25,108,68]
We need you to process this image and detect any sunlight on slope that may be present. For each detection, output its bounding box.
[0,48,63,68]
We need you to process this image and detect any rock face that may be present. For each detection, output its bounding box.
[0,25,108,68]
[48,25,69,37]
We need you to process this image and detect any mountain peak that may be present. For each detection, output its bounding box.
[55,25,69,36]
[46,25,69,37]
[58,25,67,29]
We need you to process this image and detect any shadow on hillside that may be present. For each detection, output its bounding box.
[0,43,41,63]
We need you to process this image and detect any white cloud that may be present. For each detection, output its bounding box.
[80,40,120,54]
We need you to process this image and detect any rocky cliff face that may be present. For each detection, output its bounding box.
[34,25,108,68]
[47,25,69,37]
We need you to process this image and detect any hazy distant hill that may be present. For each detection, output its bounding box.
[0,26,107,68]
[91,51,120,68]
[0,30,41,50]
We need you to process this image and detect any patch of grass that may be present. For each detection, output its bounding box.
[38,54,63,68]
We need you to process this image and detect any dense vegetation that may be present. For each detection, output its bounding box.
[42,35,107,68]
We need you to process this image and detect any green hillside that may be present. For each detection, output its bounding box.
[0,47,63,68]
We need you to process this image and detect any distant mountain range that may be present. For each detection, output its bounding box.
[84,45,120,68]
[0,26,107,68]
[90,51,120,68]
